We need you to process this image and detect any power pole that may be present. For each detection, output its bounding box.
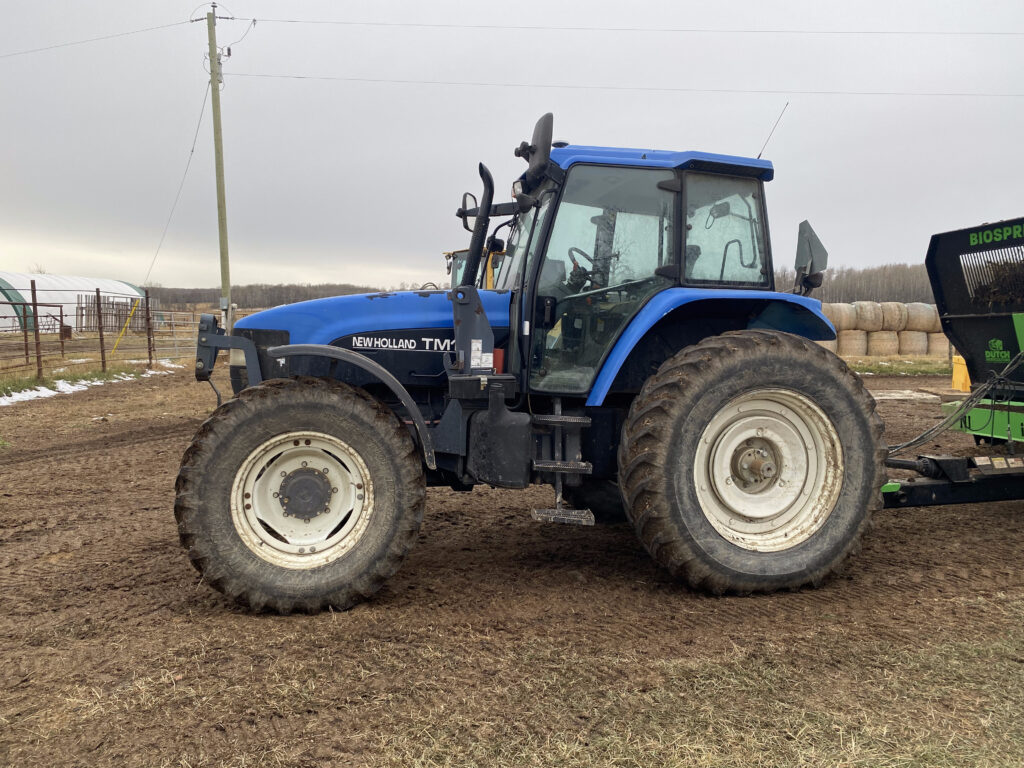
[206,3,232,332]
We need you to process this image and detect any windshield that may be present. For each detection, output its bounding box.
[493,185,555,290]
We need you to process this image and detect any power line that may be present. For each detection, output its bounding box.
[238,17,1024,37]
[0,21,190,60]
[143,83,210,286]
[226,72,1024,98]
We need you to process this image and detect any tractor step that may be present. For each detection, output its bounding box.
[531,507,596,526]
[532,414,592,426]
[533,459,593,474]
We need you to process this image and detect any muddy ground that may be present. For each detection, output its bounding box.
[1,371,1022,767]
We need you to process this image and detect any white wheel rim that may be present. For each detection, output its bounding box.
[692,388,843,552]
[231,431,373,568]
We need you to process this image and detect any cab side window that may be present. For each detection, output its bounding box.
[684,173,768,286]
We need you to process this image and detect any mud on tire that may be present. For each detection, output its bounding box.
[174,377,426,613]
[617,330,884,594]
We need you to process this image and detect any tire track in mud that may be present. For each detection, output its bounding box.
[0,416,199,609]
[0,419,201,469]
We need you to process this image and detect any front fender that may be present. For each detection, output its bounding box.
[586,288,834,406]
[267,344,436,470]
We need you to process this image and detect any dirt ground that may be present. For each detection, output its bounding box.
[1,371,1022,767]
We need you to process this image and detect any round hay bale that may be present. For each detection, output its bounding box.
[898,330,928,356]
[836,329,867,357]
[867,330,899,356]
[905,302,938,332]
[822,303,856,331]
[928,308,943,333]
[853,301,883,332]
[927,332,950,357]
[879,302,908,331]
[816,339,838,354]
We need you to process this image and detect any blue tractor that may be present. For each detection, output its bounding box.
[176,114,882,613]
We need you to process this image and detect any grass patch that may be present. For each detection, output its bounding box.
[18,603,1024,768]
[0,363,145,397]
[848,357,953,376]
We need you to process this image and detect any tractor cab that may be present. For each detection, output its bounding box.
[453,114,825,401]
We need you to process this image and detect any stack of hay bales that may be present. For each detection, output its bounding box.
[819,301,949,358]
[820,303,856,355]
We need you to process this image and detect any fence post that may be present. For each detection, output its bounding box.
[96,288,107,372]
[144,290,154,368]
[22,304,30,365]
[30,280,43,380]
[59,305,66,358]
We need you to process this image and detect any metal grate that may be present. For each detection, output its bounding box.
[959,244,1024,307]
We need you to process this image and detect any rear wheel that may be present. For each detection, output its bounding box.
[175,377,425,613]
[618,330,884,594]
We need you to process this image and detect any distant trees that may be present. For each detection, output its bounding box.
[775,263,933,303]
[150,282,381,309]
[153,263,935,311]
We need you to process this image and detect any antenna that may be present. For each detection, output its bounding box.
[757,101,789,159]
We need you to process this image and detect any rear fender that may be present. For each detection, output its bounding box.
[586,288,834,406]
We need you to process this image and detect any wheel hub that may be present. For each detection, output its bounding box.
[731,441,778,492]
[231,431,372,568]
[278,466,333,521]
[692,388,843,552]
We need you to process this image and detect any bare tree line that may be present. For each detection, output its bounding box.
[151,263,934,310]
[149,282,381,309]
[775,263,934,303]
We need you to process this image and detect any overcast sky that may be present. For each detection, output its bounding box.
[1,1,1022,289]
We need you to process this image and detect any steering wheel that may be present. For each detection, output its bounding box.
[567,247,594,268]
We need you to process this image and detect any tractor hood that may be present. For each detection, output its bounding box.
[234,290,512,346]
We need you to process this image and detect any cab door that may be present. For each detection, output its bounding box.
[527,165,677,394]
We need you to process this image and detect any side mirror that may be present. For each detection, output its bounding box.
[793,220,828,295]
[459,192,478,233]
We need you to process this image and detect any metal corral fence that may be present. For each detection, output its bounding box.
[0,281,201,381]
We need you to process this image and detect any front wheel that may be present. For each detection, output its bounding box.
[618,330,884,594]
[174,377,425,613]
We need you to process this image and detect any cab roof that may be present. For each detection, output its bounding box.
[549,145,774,181]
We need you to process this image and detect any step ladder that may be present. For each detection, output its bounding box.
[530,398,595,526]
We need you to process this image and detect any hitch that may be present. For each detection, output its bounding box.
[193,313,262,386]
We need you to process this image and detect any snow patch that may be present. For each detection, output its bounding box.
[871,389,941,402]
[0,369,170,407]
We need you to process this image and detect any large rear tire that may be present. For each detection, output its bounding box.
[618,330,884,594]
[174,377,425,613]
